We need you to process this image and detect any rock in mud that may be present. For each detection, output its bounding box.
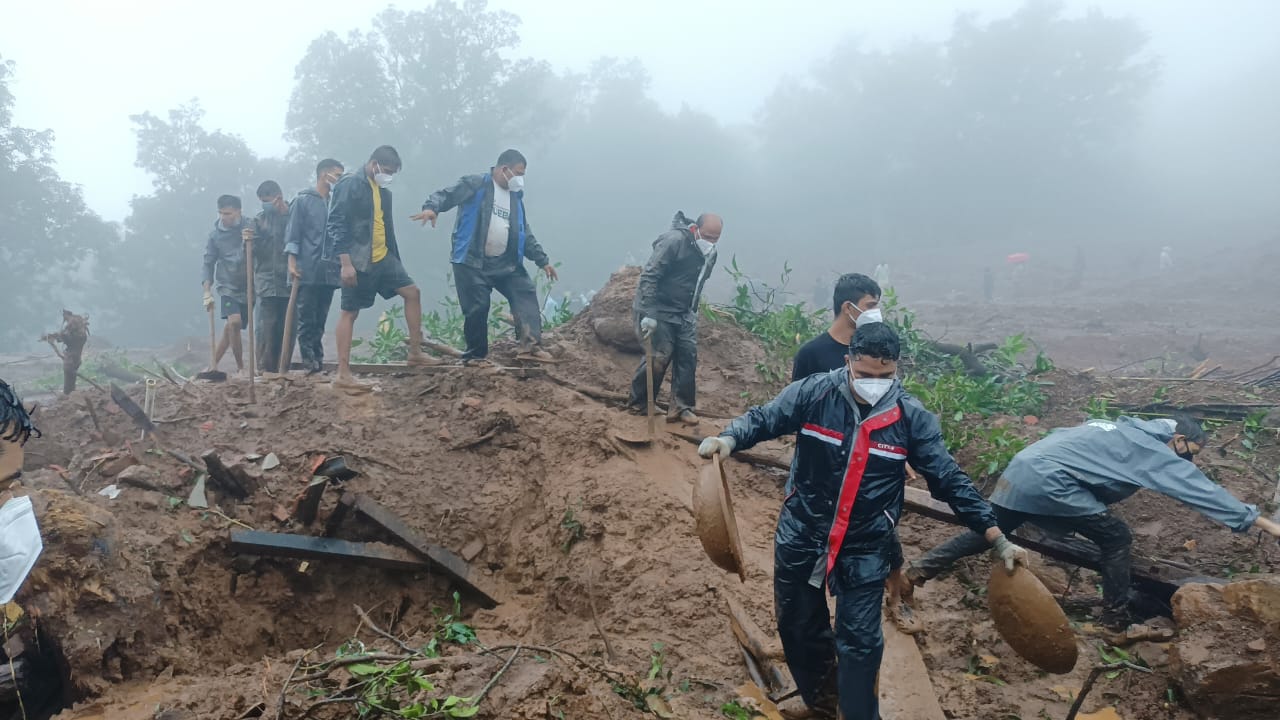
[1170,577,1280,719]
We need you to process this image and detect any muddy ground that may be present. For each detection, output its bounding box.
[6,265,1279,720]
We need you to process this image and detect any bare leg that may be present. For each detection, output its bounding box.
[213,323,231,370]
[397,285,429,363]
[335,309,359,383]
[227,315,244,371]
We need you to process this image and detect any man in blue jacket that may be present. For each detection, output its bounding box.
[699,323,1026,720]
[285,158,344,374]
[328,146,434,391]
[907,414,1280,628]
[412,149,558,365]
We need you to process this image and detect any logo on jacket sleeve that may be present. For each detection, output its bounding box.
[800,423,844,447]
[868,441,907,461]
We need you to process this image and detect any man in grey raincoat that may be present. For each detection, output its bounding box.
[907,414,1280,628]
[699,323,1026,720]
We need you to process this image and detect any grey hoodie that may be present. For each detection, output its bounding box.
[202,217,250,303]
[991,416,1259,531]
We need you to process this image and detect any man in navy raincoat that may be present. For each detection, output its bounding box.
[699,323,1026,719]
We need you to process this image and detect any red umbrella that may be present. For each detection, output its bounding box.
[1006,252,1031,265]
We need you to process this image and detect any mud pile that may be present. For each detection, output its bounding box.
[7,268,1279,720]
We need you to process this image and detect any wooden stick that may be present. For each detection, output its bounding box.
[245,234,257,403]
[586,562,617,663]
[279,281,300,374]
[1065,662,1152,720]
[353,604,415,654]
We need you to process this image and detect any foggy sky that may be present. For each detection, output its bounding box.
[2,0,1277,223]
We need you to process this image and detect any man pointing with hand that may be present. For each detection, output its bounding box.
[412,149,557,364]
[699,322,1025,720]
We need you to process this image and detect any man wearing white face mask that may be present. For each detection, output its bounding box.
[285,158,345,374]
[630,211,724,425]
[699,323,1022,720]
[792,273,881,382]
[413,149,557,364]
[0,379,43,606]
[328,145,434,391]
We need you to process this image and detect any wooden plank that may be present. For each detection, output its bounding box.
[724,595,788,693]
[350,495,501,608]
[229,530,429,571]
[901,486,1215,600]
[878,620,946,720]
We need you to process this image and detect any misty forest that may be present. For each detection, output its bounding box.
[3,0,1276,348]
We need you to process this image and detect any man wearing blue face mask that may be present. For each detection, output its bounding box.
[699,322,1023,720]
[252,180,295,376]
[413,149,558,365]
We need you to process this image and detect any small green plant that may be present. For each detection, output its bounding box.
[1151,385,1169,403]
[1097,643,1147,679]
[1083,396,1119,420]
[433,592,478,647]
[965,654,1006,685]
[560,506,586,554]
[975,427,1028,478]
[345,658,478,718]
[720,701,753,719]
[1241,409,1268,455]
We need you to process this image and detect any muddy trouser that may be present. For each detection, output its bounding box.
[628,313,697,412]
[455,261,542,360]
[296,284,336,369]
[255,296,296,374]
[911,505,1133,612]
[775,543,884,720]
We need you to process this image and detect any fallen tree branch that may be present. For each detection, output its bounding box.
[586,563,618,663]
[1065,662,1152,720]
[473,645,521,707]
[354,604,415,655]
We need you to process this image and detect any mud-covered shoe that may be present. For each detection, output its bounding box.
[516,348,556,363]
[406,353,443,367]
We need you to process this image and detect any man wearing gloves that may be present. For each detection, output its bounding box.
[907,413,1280,629]
[630,211,723,425]
[699,323,1024,720]
[412,149,557,364]
[285,158,344,374]
[202,194,252,375]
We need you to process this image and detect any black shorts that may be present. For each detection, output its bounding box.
[221,296,249,321]
[340,255,415,312]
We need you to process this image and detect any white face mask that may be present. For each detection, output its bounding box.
[851,377,894,406]
[696,237,715,255]
[373,163,393,188]
[507,174,524,193]
[0,495,42,603]
[853,307,884,328]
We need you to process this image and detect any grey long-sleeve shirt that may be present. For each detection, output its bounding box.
[991,416,1260,531]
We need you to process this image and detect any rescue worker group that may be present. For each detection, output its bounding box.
[4,144,1274,720]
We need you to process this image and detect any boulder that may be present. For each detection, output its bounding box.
[1170,577,1280,719]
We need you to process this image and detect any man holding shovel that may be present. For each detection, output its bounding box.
[202,194,252,376]
[699,323,1026,720]
[251,180,294,376]
[629,211,722,426]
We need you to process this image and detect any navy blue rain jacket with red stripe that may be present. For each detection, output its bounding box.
[720,368,998,590]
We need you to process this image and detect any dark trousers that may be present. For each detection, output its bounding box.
[255,296,296,374]
[628,313,698,412]
[454,262,542,359]
[296,285,336,370]
[775,545,884,720]
[913,505,1134,613]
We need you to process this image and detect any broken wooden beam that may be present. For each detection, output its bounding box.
[202,450,252,499]
[228,530,428,571]
[902,486,1217,601]
[349,495,500,608]
[725,595,787,693]
[295,477,328,526]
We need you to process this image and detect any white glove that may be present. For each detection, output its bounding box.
[698,435,736,458]
[991,535,1029,573]
[203,292,215,311]
[640,317,657,339]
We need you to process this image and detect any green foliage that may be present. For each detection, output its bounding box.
[719,701,753,719]
[352,306,410,363]
[1240,410,1268,455]
[1084,396,1120,420]
[711,255,826,387]
[559,505,586,554]
[1097,643,1147,679]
